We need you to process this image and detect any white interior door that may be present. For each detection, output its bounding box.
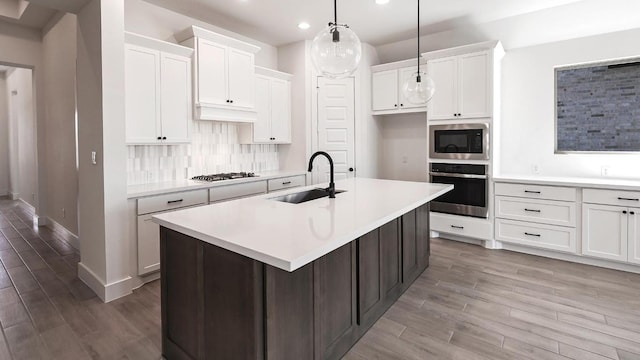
[315,77,355,185]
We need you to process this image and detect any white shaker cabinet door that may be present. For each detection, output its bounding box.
[160,52,192,144]
[125,45,161,144]
[197,38,227,106]
[252,75,271,143]
[270,78,291,143]
[427,56,457,120]
[582,204,628,262]
[137,214,160,275]
[398,66,423,110]
[371,69,398,111]
[628,207,640,265]
[227,48,255,109]
[458,51,491,119]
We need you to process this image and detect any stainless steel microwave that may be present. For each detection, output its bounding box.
[429,123,489,161]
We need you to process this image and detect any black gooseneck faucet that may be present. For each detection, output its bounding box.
[307,151,335,198]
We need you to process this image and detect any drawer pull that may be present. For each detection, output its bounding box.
[524,232,541,237]
[282,181,292,185]
[524,190,541,194]
[524,208,541,213]
[167,199,184,204]
[451,225,464,230]
[617,197,639,201]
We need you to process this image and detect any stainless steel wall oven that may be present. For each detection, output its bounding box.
[429,163,488,218]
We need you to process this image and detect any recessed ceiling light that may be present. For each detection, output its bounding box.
[376,0,390,4]
[298,22,310,30]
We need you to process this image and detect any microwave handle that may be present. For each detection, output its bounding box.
[429,172,487,180]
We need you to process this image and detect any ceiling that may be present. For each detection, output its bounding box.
[143,0,586,46]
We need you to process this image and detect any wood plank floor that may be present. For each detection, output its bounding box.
[2,198,640,359]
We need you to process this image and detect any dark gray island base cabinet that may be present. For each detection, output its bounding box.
[160,204,430,360]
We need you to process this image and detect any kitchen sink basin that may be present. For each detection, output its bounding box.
[271,188,346,204]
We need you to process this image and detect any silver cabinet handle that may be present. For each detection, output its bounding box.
[524,232,541,237]
[524,208,541,213]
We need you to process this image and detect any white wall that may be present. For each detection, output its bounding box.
[0,20,46,217]
[500,28,640,179]
[42,13,79,235]
[6,68,38,207]
[0,74,8,195]
[277,40,310,171]
[379,113,428,182]
[124,0,277,68]
[76,0,130,302]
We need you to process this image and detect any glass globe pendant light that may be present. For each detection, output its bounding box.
[311,0,362,79]
[402,0,435,104]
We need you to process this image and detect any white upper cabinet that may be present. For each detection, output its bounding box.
[125,33,193,145]
[371,60,426,115]
[176,26,261,122]
[427,50,491,120]
[239,67,292,144]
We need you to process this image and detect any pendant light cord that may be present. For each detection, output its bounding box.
[416,0,422,81]
[334,0,338,25]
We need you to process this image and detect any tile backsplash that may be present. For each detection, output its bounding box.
[127,121,279,185]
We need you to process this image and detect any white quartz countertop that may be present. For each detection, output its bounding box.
[494,175,640,191]
[152,177,453,271]
[127,170,307,198]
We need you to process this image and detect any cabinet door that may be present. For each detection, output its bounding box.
[380,219,402,297]
[125,44,161,144]
[314,242,358,360]
[402,210,420,284]
[197,38,227,105]
[357,229,382,330]
[160,52,192,143]
[582,204,628,262]
[137,214,160,275]
[628,208,640,265]
[269,78,291,143]
[252,75,271,143]
[371,69,398,111]
[458,51,490,119]
[398,66,426,110]
[427,56,457,120]
[227,48,255,109]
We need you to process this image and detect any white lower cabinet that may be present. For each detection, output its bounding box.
[430,212,492,241]
[136,189,208,275]
[494,182,578,254]
[582,203,637,262]
[496,219,576,253]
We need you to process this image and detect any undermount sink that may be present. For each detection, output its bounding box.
[271,188,346,204]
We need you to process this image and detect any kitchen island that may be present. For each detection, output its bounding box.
[153,177,452,360]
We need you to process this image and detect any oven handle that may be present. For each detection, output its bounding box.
[429,172,487,180]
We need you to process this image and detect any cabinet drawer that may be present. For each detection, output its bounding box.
[268,175,306,192]
[430,212,492,241]
[495,182,576,202]
[495,196,576,227]
[496,219,576,253]
[209,181,267,203]
[583,188,640,207]
[138,189,208,215]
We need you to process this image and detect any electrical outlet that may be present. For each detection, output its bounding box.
[532,164,540,174]
[601,166,611,176]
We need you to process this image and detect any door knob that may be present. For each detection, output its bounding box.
[349,167,354,172]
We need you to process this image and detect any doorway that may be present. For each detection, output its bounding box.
[312,76,356,185]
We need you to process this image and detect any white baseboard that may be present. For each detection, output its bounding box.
[45,217,79,250]
[78,262,133,303]
[10,192,19,200]
[500,242,640,275]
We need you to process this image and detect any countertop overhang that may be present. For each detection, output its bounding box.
[152,177,453,272]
